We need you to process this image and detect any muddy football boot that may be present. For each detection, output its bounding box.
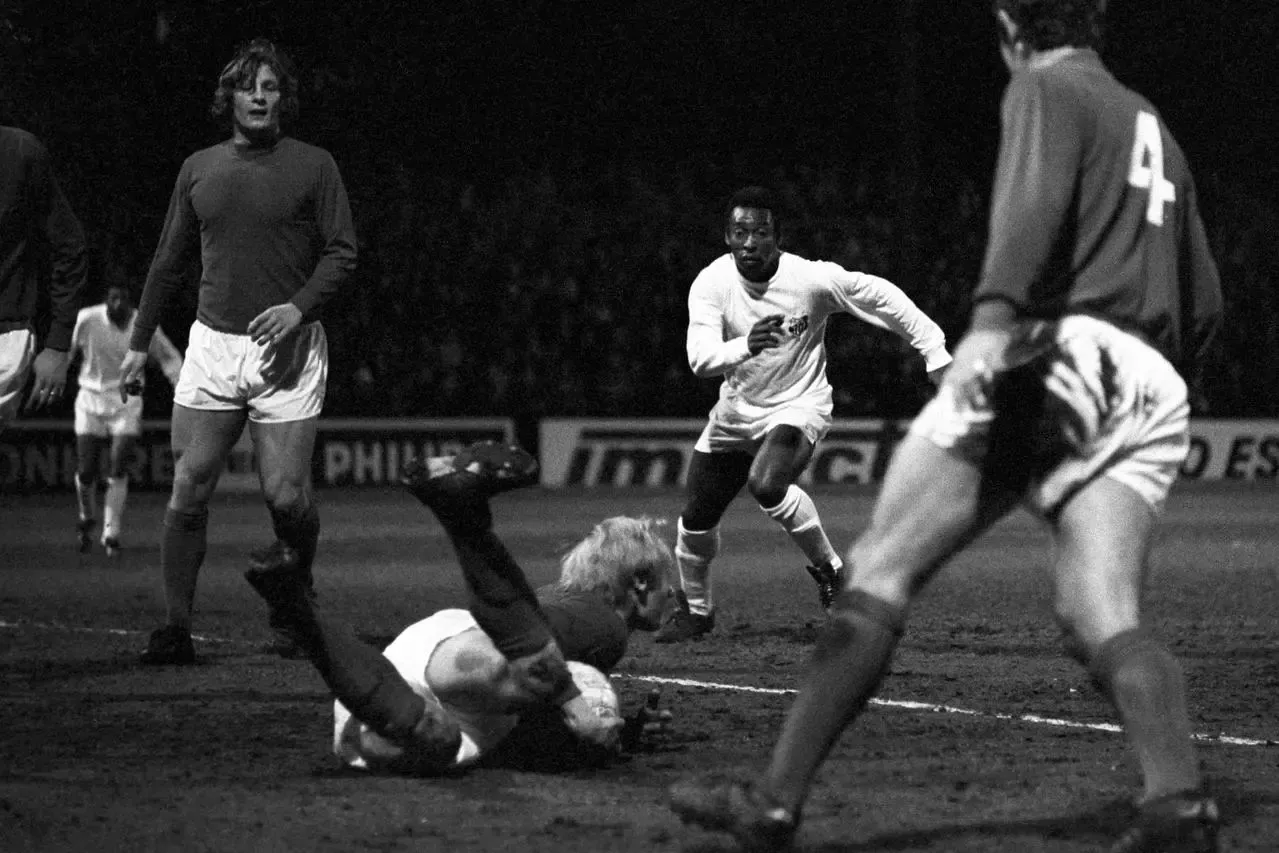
[805,562,842,612]
[400,441,539,504]
[103,536,122,558]
[139,624,195,666]
[669,776,799,853]
[400,441,538,531]
[654,590,715,644]
[1109,790,1220,853]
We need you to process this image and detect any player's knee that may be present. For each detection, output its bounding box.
[172,457,221,502]
[264,480,309,518]
[745,470,789,507]
[825,587,907,642]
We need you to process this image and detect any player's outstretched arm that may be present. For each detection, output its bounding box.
[830,267,952,374]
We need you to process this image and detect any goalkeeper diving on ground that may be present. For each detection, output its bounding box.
[244,440,676,774]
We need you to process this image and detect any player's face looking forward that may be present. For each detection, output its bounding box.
[106,285,132,327]
[725,206,781,283]
[232,64,282,143]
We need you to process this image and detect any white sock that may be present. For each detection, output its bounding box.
[761,484,843,572]
[74,473,98,522]
[675,519,720,616]
[103,476,129,540]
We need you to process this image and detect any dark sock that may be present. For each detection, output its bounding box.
[267,589,425,741]
[161,507,209,629]
[271,502,320,581]
[445,527,554,660]
[1089,629,1200,801]
[764,588,906,812]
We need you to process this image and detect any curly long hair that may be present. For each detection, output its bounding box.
[209,38,300,127]
[555,516,674,609]
[994,0,1105,52]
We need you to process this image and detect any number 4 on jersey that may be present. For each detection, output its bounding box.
[1127,111,1176,226]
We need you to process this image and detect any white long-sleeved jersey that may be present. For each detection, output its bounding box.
[71,304,183,394]
[687,252,951,417]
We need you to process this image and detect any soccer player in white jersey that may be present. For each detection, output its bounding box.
[655,186,952,642]
[70,283,183,556]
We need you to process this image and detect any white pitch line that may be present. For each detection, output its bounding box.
[0,619,238,644]
[2,619,1272,748]
[616,674,1276,748]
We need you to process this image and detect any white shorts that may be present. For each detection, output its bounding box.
[175,320,327,423]
[694,399,832,454]
[333,609,520,772]
[75,389,143,438]
[0,327,36,429]
[910,315,1189,516]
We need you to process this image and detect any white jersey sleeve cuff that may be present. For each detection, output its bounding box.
[923,347,953,372]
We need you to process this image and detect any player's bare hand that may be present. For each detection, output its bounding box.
[747,314,785,355]
[248,302,303,348]
[560,692,624,754]
[926,363,949,387]
[23,348,69,412]
[941,329,1014,409]
[621,688,674,752]
[119,349,149,402]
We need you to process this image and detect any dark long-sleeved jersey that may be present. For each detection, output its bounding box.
[0,127,88,351]
[537,585,629,674]
[976,50,1222,374]
[131,136,357,351]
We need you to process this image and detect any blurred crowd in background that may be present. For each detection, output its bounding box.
[61,154,1276,423]
[8,1,1274,425]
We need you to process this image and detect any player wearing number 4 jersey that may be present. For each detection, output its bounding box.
[656,185,951,642]
[670,3,1223,853]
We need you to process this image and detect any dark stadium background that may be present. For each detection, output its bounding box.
[3,0,1276,419]
[2,6,1277,851]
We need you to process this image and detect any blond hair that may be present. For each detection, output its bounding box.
[556,516,674,607]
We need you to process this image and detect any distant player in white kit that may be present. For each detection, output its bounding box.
[70,283,183,556]
[656,186,952,642]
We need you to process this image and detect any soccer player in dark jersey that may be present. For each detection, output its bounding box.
[0,127,88,431]
[669,3,1224,852]
[121,39,357,664]
[244,441,676,773]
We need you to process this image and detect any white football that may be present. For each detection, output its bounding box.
[567,661,620,721]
